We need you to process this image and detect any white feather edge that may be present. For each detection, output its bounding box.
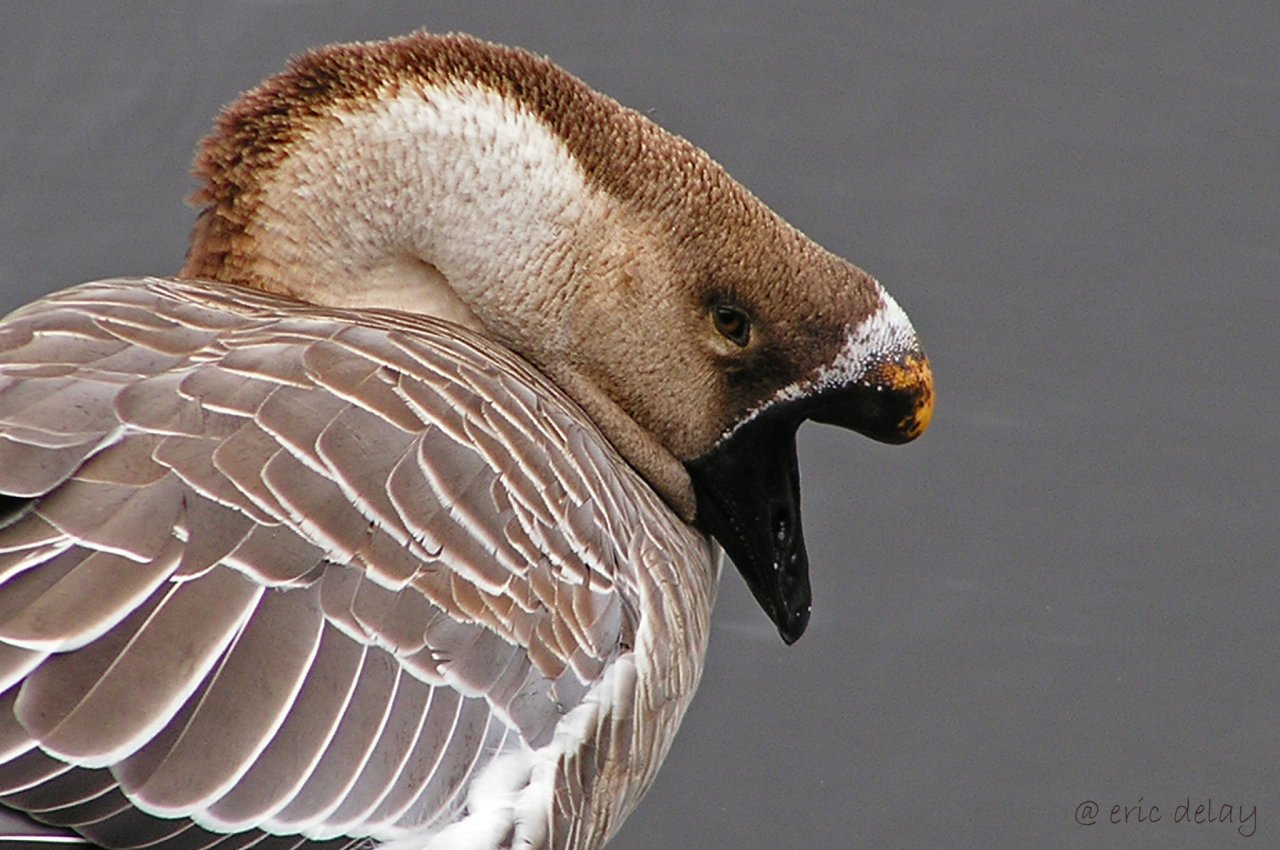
[377,653,640,850]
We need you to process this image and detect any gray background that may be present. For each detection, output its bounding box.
[2,3,1276,849]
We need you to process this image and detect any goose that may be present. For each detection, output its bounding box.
[0,31,933,850]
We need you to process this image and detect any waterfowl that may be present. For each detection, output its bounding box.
[0,31,933,850]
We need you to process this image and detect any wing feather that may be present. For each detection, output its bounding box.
[266,650,400,831]
[10,772,120,820]
[119,584,325,813]
[205,623,366,828]
[221,524,326,586]
[210,422,293,520]
[362,686,461,829]
[153,434,277,528]
[347,571,438,659]
[77,795,193,847]
[303,337,422,432]
[312,671,433,837]
[0,748,74,799]
[314,407,420,555]
[171,490,256,578]
[260,449,369,563]
[14,567,263,766]
[0,645,44,700]
[395,694,492,830]
[0,279,713,847]
[0,539,181,652]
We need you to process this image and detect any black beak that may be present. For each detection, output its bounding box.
[688,414,810,643]
[687,348,934,643]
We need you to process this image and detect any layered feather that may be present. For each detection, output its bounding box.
[0,278,717,849]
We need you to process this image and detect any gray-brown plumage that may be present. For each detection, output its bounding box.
[0,31,932,850]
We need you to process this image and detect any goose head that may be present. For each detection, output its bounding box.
[181,31,934,643]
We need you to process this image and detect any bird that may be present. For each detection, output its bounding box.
[0,31,933,850]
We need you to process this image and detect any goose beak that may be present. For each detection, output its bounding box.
[809,349,934,443]
[688,346,933,644]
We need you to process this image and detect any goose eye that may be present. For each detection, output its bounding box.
[712,305,751,347]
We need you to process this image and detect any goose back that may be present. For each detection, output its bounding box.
[0,277,718,849]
